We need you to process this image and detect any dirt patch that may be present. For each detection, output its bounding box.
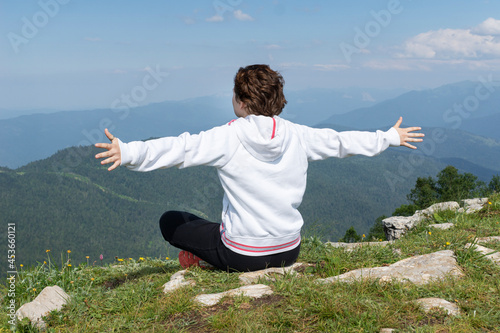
[251,294,285,307]
[478,208,500,219]
[161,294,286,332]
[162,310,215,333]
[101,277,127,289]
[399,307,450,331]
[293,262,315,274]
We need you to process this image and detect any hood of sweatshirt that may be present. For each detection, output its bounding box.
[233,115,291,162]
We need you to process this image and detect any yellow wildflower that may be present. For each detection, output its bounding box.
[20,264,23,268]
[46,249,50,253]
[428,231,432,236]
[166,257,170,260]
[70,281,74,284]
[488,201,492,205]
[86,256,90,259]
[117,258,124,262]
[44,261,47,264]
[139,257,145,261]
[362,234,366,238]
[91,277,95,281]
[32,288,36,292]
[67,250,71,254]
[446,242,451,246]
[68,264,72,267]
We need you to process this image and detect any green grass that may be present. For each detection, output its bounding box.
[2,194,500,332]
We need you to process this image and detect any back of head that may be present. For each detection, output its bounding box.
[233,64,287,117]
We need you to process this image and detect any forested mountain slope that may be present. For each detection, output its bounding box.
[0,143,461,278]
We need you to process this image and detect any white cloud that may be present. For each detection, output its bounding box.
[206,15,224,22]
[473,17,500,35]
[363,60,431,71]
[265,44,281,50]
[313,64,350,71]
[361,92,375,102]
[182,17,196,25]
[112,69,126,74]
[277,62,307,69]
[398,26,500,59]
[234,9,254,21]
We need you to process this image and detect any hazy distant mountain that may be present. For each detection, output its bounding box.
[0,108,63,120]
[282,87,405,126]
[0,99,230,169]
[1,81,499,169]
[461,113,500,141]
[320,80,500,137]
[0,88,388,168]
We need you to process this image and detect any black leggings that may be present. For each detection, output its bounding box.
[159,211,300,272]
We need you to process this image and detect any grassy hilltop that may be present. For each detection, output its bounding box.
[2,194,499,332]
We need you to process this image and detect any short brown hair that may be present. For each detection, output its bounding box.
[233,64,287,117]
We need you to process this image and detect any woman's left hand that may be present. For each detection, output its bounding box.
[392,117,425,149]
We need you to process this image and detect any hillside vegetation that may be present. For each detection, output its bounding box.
[3,139,500,281]
[1,144,454,277]
[3,194,499,332]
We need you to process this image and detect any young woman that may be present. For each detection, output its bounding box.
[95,64,424,272]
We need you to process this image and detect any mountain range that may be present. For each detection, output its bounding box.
[4,80,496,169]
[0,87,392,169]
[320,80,500,140]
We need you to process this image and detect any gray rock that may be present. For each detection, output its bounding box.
[418,201,460,215]
[17,285,70,330]
[477,236,500,243]
[162,270,195,294]
[428,223,454,230]
[326,241,391,252]
[194,284,273,306]
[458,198,488,214]
[462,198,488,206]
[465,243,500,266]
[414,297,461,316]
[383,216,417,241]
[383,201,460,240]
[239,263,302,285]
[316,250,463,285]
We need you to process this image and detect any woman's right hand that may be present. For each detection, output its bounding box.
[95,128,122,171]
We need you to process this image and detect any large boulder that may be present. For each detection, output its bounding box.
[194,284,273,306]
[383,201,460,240]
[17,285,70,330]
[316,250,463,285]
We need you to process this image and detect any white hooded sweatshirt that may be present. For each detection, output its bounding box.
[118,115,400,256]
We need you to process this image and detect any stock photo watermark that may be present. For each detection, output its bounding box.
[7,0,71,54]
[50,65,169,177]
[443,74,500,129]
[384,74,500,193]
[339,0,406,63]
[6,222,18,329]
[208,0,243,22]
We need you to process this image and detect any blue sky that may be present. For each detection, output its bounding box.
[1,0,500,111]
